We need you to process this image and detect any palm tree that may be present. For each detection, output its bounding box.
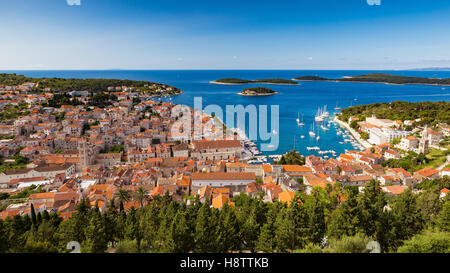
[116,188,131,211]
[134,186,149,208]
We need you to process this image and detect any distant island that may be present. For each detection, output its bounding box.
[407,67,450,71]
[210,78,299,85]
[294,73,450,86]
[237,87,279,96]
[0,73,183,95]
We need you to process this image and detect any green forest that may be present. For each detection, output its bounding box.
[241,87,276,94]
[1,179,449,253]
[214,78,298,84]
[0,73,181,94]
[338,101,450,126]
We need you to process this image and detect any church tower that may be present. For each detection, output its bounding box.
[78,137,92,169]
[419,126,429,154]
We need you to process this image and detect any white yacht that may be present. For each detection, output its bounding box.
[315,108,324,122]
[334,101,342,111]
[309,123,316,137]
[321,105,330,118]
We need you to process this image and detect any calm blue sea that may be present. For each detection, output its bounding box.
[2,70,450,158]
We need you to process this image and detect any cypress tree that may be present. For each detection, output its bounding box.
[36,212,42,225]
[42,210,50,222]
[30,203,37,227]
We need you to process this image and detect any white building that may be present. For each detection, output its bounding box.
[191,172,255,188]
[368,127,410,145]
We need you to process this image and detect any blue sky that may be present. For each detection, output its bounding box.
[1,0,450,70]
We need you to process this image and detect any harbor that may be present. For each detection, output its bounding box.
[248,105,369,163]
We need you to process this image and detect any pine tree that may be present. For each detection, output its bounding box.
[327,188,362,239]
[194,202,216,252]
[139,203,161,252]
[256,203,280,252]
[82,209,108,253]
[418,189,442,223]
[436,200,450,232]
[240,204,261,252]
[0,219,9,252]
[216,204,240,252]
[305,197,326,244]
[391,188,424,242]
[167,210,193,252]
[274,207,296,252]
[357,180,392,252]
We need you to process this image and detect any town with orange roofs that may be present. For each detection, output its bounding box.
[1,78,449,222]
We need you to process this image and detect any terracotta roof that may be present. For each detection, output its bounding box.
[383,185,405,195]
[226,162,250,168]
[415,167,439,178]
[192,172,255,181]
[151,186,164,196]
[303,174,328,188]
[262,164,273,173]
[339,154,355,161]
[29,192,55,200]
[282,165,312,173]
[193,140,241,150]
[246,182,262,193]
[279,190,295,205]
[212,194,234,209]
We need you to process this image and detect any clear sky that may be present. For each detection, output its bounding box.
[1,0,450,70]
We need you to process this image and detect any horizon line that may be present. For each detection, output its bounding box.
[0,68,438,71]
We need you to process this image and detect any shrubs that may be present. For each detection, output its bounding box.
[397,230,450,253]
[115,239,139,253]
[328,233,371,253]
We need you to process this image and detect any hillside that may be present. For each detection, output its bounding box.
[0,73,182,95]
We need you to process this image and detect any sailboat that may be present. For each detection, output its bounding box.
[315,108,324,122]
[334,101,341,111]
[322,105,329,118]
[297,113,304,126]
[309,123,316,137]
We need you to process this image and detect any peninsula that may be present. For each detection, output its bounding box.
[210,78,298,85]
[0,73,183,95]
[237,87,279,96]
[294,73,450,86]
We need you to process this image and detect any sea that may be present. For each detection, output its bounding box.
[2,70,450,158]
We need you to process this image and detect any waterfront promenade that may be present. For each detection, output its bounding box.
[333,116,372,150]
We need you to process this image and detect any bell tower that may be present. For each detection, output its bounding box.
[419,126,429,154]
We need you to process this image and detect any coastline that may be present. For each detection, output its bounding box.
[209,81,241,85]
[333,116,372,150]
